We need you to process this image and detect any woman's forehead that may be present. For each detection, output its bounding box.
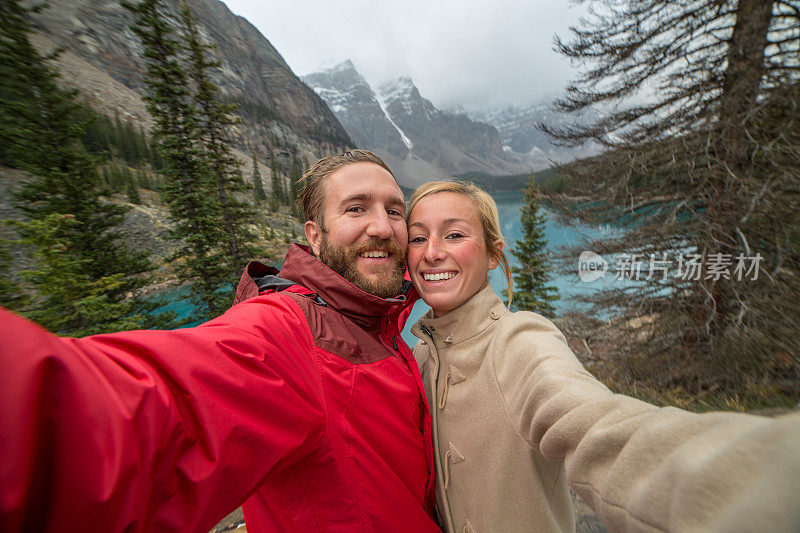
[409,191,480,225]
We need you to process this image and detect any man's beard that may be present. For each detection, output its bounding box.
[319,236,406,298]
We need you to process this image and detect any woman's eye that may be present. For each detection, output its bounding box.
[446,233,464,239]
[409,236,427,244]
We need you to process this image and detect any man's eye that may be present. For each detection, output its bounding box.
[346,206,364,213]
[387,209,403,217]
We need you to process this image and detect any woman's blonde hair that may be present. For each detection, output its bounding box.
[407,180,513,306]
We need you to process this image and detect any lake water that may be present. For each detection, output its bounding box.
[151,190,621,346]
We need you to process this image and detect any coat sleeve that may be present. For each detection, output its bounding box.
[491,312,800,532]
[0,294,327,533]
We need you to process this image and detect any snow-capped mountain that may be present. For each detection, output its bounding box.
[303,61,530,185]
[470,103,601,168]
[302,61,411,160]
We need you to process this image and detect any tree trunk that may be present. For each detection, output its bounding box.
[692,0,774,360]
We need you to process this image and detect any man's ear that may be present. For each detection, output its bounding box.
[305,220,323,256]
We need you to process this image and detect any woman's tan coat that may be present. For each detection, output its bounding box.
[411,285,574,532]
[411,284,800,533]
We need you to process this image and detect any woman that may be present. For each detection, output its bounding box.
[406,181,574,532]
[405,181,800,533]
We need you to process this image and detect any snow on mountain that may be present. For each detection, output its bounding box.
[302,61,411,161]
[303,60,602,184]
[470,102,601,167]
[303,61,534,185]
[375,89,413,150]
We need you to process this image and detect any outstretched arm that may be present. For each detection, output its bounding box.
[0,294,326,532]
[492,312,800,532]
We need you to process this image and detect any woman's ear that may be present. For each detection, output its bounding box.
[305,221,323,256]
[488,239,504,270]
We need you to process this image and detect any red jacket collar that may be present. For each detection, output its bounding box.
[281,244,417,327]
[234,244,418,328]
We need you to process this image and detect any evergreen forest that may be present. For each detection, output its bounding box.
[0,0,306,332]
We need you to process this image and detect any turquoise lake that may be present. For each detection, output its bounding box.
[151,190,622,347]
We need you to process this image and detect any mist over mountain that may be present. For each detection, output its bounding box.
[22,0,597,186]
[303,61,602,185]
[469,103,602,169]
[303,60,411,160]
[303,61,535,186]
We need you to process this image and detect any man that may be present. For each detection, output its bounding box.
[0,150,438,532]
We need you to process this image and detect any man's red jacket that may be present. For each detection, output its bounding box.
[0,244,438,532]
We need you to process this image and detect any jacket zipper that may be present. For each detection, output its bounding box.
[420,324,433,339]
[381,317,401,358]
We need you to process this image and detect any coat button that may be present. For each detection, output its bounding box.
[444,333,453,343]
[490,310,500,320]
[421,340,427,346]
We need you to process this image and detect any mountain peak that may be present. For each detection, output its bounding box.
[379,76,417,102]
[323,59,357,74]
[25,0,351,162]
[300,59,372,98]
[305,62,536,185]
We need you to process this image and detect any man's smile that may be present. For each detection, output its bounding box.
[359,250,390,259]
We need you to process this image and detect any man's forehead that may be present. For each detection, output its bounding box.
[323,162,404,203]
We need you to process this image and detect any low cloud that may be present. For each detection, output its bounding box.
[221,0,584,111]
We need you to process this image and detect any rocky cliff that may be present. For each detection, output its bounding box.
[302,60,410,160]
[28,0,352,163]
[304,61,531,186]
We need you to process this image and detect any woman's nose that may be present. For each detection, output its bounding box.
[424,238,446,262]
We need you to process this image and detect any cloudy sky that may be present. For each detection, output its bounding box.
[220,0,586,112]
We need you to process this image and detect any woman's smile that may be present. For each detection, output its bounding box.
[407,191,500,317]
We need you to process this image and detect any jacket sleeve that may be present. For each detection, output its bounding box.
[491,312,800,532]
[0,294,327,533]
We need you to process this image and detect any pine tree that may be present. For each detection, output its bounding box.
[138,168,152,190]
[542,0,800,399]
[124,0,234,319]
[108,161,123,192]
[270,159,284,207]
[111,110,124,157]
[149,136,164,170]
[252,152,266,203]
[9,215,155,335]
[0,0,168,334]
[126,168,141,204]
[121,120,138,163]
[134,123,150,163]
[78,106,110,157]
[506,179,558,315]
[289,157,303,219]
[179,2,258,272]
[0,244,23,310]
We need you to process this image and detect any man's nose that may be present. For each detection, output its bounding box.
[366,211,393,240]
[423,237,446,263]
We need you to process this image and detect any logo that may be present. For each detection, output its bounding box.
[578,251,608,282]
